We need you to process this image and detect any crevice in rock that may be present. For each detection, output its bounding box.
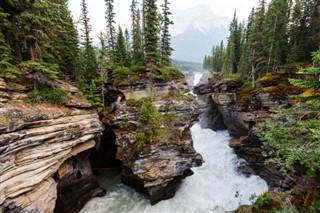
[90,126,121,170]
[54,151,105,213]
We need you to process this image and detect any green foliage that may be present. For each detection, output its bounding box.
[254,192,272,208]
[203,41,225,73]
[0,32,22,81]
[160,0,173,66]
[19,61,59,80]
[126,98,144,107]
[84,80,103,111]
[113,66,134,81]
[255,108,320,174]
[311,200,320,213]
[138,97,162,142]
[144,0,160,65]
[26,87,67,105]
[289,51,320,110]
[95,136,101,151]
[155,66,184,81]
[275,205,299,213]
[114,26,128,67]
[130,97,181,157]
[0,61,22,81]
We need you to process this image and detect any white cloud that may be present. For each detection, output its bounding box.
[68,0,267,43]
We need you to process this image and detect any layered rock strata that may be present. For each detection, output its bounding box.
[0,78,104,212]
[112,79,203,204]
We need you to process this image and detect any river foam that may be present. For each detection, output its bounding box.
[80,123,268,213]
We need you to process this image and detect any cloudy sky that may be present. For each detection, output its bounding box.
[68,0,265,43]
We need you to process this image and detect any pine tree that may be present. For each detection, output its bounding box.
[143,0,160,70]
[131,0,144,64]
[98,32,107,107]
[287,0,303,63]
[0,31,21,80]
[79,0,97,83]
[124,28,132,67]
[114,26,127,67]
[160,0,174,66]
[223,10,242,74]
[105,0,116,58]
[238,8,255,76]
[262,0,291,71]
[249,0,266,83]
[42,0,80,78]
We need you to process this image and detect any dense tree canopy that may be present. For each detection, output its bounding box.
[203,0,320,82]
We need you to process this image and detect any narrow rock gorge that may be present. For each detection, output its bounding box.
[194,73,309,189]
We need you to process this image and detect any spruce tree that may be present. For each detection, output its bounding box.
[42,0,80,78]
[105,0,116,58]
[98,32,107,107]
[143,0,160,70]
[223,10,242,74]
[0,31,21,80]
[79,0,98,83]
[131,0,144,64]
[124,28,132,67]
[160,0,174,66]
[114,26,127,67]
[262,0,291,71]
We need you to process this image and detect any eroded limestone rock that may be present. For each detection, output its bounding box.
[111,79,203,204]
[0,78,104,212]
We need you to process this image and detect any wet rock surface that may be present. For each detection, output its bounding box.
[194,73,304,189]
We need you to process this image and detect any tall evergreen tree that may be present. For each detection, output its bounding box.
[223,10,242,74]
[79,0,97,82]
[238,8,255,76]
[42,0,80,77]
[143,0,160,70]
[249,0,266,82]
[105,0,116,58]
[124,28,132,67]
[262,0,291,71]
[98,32,107,107]
[131,1,144,64]
[160,0,174,66]
[114,26,127,67]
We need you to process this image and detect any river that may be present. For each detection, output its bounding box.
[80,72,268,213]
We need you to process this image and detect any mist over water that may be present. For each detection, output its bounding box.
[81,124,268,213]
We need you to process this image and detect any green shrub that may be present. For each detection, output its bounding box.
[113,66,133,80]
[26,87,67,105]
[275,205,299,213]
[254,192,272,208]
[126,98,144,107]
[155,66,184,81]
[130,63,146,74]
[311,200,320,213]
[255,108,320,174]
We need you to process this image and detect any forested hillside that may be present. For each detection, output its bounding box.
[0,0,179,109]
[203,0,319,81]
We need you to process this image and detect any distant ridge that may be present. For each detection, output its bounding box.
[170,5,229,63]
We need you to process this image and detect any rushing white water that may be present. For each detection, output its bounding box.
[193,72,203,87]
[80,124,268,213]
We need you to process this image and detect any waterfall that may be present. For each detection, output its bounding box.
[80,125,267,213]
[80,72,268,213]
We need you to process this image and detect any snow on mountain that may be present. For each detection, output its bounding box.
[170,5,230,63]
